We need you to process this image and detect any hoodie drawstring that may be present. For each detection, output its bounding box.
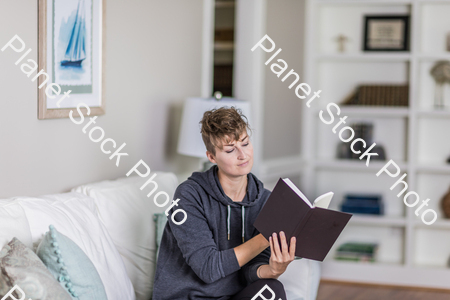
[227,205,231,240]
[242,206,245,243]
[227,205,245,243]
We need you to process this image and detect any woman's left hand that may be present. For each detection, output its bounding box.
[268,231,296,277]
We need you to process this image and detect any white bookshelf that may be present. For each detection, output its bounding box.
[302,0,450,289]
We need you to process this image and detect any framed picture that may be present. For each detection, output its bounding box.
[363,15,409,52]
[38,0,106,119]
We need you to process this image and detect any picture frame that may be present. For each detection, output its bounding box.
[38,0,106,119]
[363,15,410,52]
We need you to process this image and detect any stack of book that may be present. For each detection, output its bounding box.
[334,242,378,262]
[340,194,384,215]
[342,84,409,106]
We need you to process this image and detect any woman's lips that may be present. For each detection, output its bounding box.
[238,161,249,167]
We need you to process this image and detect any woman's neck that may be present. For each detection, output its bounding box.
[217,168,248,202]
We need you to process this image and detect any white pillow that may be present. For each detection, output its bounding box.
[278,259,321,300]
[0,198,32,249]
[16,192,136,300]
[71,173,178,300]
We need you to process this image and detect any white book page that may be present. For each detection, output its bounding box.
[313,192,334,209]
[282,178,312,208]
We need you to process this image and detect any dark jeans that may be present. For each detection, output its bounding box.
[230,279,287,300]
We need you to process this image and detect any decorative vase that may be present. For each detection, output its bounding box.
[441,186,450,218]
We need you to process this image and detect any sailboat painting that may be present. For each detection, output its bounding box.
[39,0,104,118]
[54,0,92,86]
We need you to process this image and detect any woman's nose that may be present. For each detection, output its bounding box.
[237,147,247,159]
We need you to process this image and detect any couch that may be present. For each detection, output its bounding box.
[0,172,321,300]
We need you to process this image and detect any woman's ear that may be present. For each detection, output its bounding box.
[206,151,216,164]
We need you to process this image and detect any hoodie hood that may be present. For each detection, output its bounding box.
[188,164,264,208]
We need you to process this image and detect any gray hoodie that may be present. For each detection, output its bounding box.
[152,165,272,300]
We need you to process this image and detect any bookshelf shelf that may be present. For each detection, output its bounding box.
[340,106,410,117]
[416,164,450,175]
[417,0,450,3]
[350,215,407,226]
[323,260,404,268]
[416,109,450,118]
[417,54,450,61]
[315,160,408,172]
[303,0,450,289]
[316,0,413,5]
[413,264,449,270]
[316,53,411,62]
[414,219,450,229]
[313,106,410,117]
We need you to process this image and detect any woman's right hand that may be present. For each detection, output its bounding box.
[267,231,296,278]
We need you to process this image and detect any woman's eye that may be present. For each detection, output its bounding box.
[243,143,249,146]
[226,149,234,153]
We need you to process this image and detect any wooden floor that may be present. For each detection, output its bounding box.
[316,280,450,300]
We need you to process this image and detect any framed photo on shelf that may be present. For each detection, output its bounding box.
[363,15,409,52]
[38,0,106,119]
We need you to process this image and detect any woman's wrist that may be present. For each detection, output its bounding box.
[257,264,280,279]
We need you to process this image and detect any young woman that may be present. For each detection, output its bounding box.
[153,107,295,300]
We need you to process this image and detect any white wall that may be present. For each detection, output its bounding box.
[0,0,203,198]
[263,0,304,160]
[234,0,267,177]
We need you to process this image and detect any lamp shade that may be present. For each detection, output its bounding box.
[177,97,252,158]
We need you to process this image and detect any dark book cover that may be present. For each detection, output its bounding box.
[341,193,384,215]
[254,178,352,261]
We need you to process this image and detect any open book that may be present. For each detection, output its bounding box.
[254,178,352,261]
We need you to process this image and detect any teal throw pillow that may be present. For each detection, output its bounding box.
[36,225,108,300]
[153,213,167,258]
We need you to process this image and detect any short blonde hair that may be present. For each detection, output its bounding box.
[200,106,252,156]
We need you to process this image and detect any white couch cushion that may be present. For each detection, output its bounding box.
[0,199,32,249]
[15,192,135,300]
[71,173,178,300]
[278,258,321,300]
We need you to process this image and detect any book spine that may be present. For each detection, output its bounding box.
[291,209,314,240]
